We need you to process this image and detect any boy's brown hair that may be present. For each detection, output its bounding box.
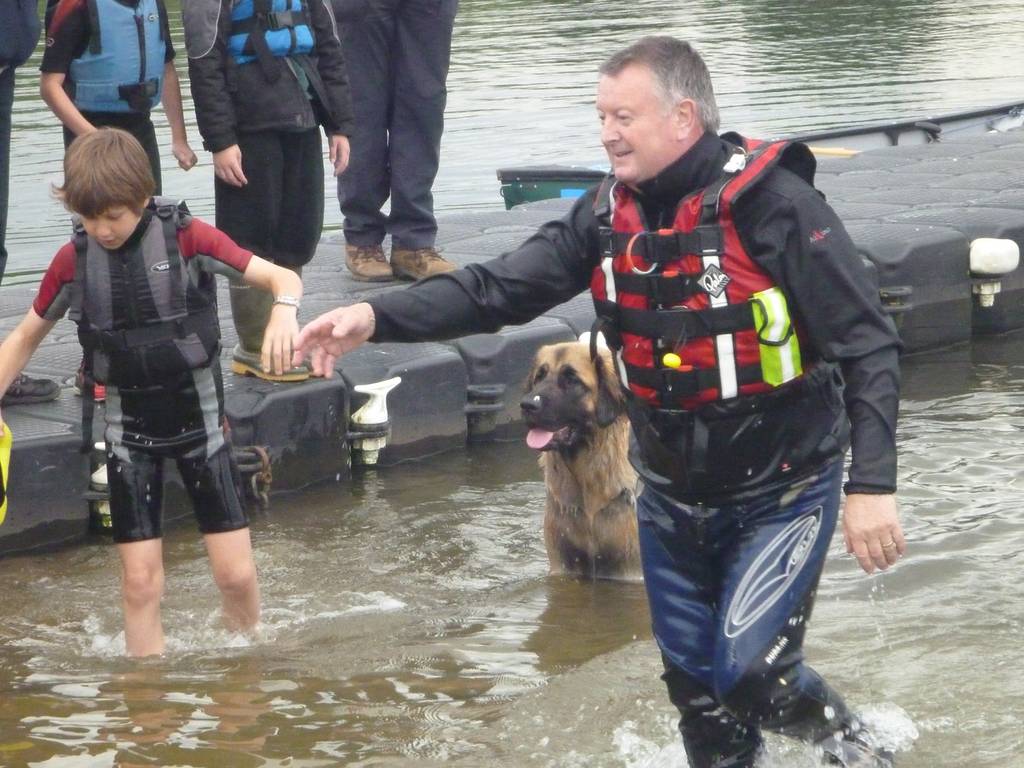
[54,128,155,218]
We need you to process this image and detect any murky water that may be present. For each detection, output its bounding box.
[1,337,1023,766]
[2,0,1024,765]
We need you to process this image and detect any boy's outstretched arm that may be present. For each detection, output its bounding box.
[0,311,58,423]
[240,257,303,376]
[162,63,198,171]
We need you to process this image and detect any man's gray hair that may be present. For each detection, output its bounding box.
[599,36,720,134]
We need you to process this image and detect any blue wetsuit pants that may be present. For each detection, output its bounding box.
[638,460,856,768]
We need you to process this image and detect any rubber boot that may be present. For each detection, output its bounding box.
[818,729,896,767]
[663,663,764,768]
[228,278,309,382]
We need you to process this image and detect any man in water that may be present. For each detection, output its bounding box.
[293,36,904,768]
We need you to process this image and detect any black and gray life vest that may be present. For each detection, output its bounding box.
[68,197,221,390]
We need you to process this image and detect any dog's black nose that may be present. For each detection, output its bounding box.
[520,393,543,414]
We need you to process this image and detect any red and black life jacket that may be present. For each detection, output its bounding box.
[589,138,848,501]
[590,137,809,412]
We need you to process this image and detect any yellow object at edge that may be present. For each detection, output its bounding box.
[0,423,11,525]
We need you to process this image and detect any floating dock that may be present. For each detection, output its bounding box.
[2,128,1023,555]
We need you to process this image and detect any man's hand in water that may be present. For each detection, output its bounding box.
[292,302,376,377]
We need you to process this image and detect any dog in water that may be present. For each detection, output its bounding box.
[520,340,640,579]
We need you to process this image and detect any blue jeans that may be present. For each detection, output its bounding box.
[638,460,856,767]
[0,64,14,282]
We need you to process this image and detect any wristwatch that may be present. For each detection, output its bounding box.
[273,295,301,310]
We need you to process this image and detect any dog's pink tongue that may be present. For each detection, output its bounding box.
[526,428,555,450]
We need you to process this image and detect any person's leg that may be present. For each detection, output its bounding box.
[637,485,764,768]
[388,0,456,251]
[274,128,324,268]
[336,1,397,280]
[0,65,14,281]
[116,538,166,656]
[107,441,167,656]
[128,116,163,195]
[337,0,395,249]
[712,462,889,764]
[179,441,258,631]
[217,131,306,380]
[203,528,259,631]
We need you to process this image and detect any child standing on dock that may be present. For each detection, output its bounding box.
[40,0,198,192]
[0,128,304,656]
[182,0,353,382]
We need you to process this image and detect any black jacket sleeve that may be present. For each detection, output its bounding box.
[302,0,353,136]
[736,170,901,494]
[185,0,352,151]
[185,0,238,153]
[368,192,601,342]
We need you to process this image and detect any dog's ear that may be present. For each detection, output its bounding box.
[593,352,626,427]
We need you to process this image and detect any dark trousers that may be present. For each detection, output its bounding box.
[337,0,457,250]
[0,65,14,282]
[638,461,856,768]
[215,128,324,267]
[62,112,162,194]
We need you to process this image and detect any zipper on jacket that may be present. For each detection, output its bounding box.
[134,10,146,83]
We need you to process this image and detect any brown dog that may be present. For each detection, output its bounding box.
[521,341,640,579]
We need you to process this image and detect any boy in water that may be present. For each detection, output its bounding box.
[0,128,303,656]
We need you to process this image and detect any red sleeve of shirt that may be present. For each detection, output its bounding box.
[178,217,254,273]
[41,0,90,75]
[33,242,78,319]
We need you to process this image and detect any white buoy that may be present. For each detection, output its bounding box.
[969,238,1020,308]
[350,377,402,466]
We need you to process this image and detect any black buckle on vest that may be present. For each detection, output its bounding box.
[693,225,722,255]
[650,231,680,264]
[648,275,689,308]
[117,79,159,111]
[262,10,295,30]
[598,227,615,259]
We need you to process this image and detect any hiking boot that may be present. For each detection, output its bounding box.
[346,244,394,282]
[230,344,310,383]
[2,373,60,406]
[391,246,456,281]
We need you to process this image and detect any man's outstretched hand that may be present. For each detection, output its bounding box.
[291,302,376,377]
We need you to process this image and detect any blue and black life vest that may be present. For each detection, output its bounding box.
[228,0,314,68]
[69,0,165,113]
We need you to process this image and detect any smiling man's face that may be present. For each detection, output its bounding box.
[596,62,699,188]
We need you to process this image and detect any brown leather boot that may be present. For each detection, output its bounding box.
[391,246,457,281]
[346,244,395,282]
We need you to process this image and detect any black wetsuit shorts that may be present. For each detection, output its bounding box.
[103,364,249,543]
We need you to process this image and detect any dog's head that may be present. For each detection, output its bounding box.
[520,341,627,455]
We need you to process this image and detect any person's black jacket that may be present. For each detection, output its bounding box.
[184,0,354,153]
[367,133,901,501]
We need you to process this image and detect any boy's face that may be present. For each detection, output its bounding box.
[80,203,145,250]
